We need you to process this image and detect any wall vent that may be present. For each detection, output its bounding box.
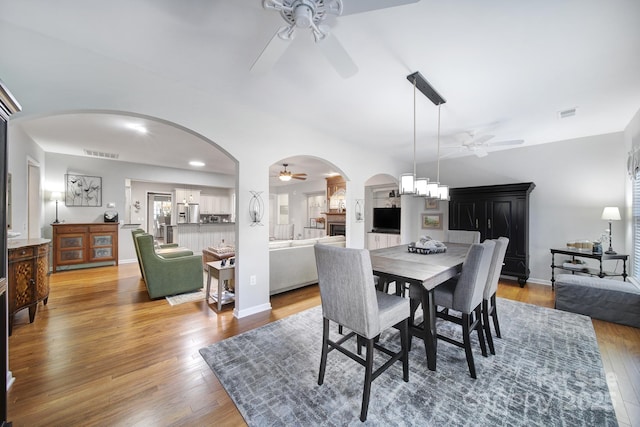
[558,108,577,119]
[84,149,119,159]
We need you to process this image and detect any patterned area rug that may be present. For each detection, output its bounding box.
[199,298,617,426]
[165,289,205,306]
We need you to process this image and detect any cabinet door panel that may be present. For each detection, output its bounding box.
[488,199,512,240]
[452,201,479,231]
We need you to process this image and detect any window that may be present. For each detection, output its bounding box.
[633,171,640,278]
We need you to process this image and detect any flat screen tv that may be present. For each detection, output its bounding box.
[372,207,401,233]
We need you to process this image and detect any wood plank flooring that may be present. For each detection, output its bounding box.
[6,264,639,426]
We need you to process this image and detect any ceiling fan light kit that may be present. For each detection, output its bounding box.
[255,0,419,78]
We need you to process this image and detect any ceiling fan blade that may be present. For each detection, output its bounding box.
[341,0,420,16]
[489,139,525,146]
[318,33,358,78]
[471,134,495,146]
[292,176,307,180]
[474,148,488,158]
[250,28,291,74]
[291,173,307,177]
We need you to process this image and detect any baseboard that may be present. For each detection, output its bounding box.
[119,258,138,265]
[234,303,271,319]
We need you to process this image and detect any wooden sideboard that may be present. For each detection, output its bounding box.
[7,238,51,335]
[52,223,119,272]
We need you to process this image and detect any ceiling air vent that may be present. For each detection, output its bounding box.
[558,108,577,119]
[83,149,119,160]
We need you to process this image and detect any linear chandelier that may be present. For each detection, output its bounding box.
[399,71,448,200]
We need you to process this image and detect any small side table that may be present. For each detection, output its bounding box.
[205,260,235,311]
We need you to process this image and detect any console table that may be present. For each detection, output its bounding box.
[550,248,628,289]
[52,223,119,272]
[7,238,51,335]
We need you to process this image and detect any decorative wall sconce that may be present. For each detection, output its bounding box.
[355,199,364,222]
[133,200,141,212]
[249,191,265,226]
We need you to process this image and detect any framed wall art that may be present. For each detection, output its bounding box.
[421,213,443,230]
[65,174,102,207]
[425,198,439,210]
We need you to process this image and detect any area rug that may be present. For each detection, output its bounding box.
[165,289,205,306]
[199,298,618,426]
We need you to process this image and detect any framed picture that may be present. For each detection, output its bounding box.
[425,198,439,210]
[65,174,102,207]
[310,218,317,228]
[421,213,443,230]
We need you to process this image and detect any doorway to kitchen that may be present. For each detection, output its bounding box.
[147,192,172,242]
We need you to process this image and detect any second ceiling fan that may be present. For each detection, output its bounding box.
[251,0,420,78]
[278,163,307,181]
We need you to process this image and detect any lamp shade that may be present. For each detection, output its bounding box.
[601,207,621,221]
[50,191,62,201]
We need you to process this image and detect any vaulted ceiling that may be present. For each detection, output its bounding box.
[1,0,639,175]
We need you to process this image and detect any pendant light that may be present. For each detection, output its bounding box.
[435,104,449,201]
[399,78,419,195]
[400,72,447,198]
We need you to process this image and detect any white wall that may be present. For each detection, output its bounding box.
[7,125,45,237]
[414,132,627,285]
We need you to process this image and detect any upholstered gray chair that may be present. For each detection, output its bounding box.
[483,237,509,355]
[433,240,495,378]
[447,229,481,244]
[314,244,410,422]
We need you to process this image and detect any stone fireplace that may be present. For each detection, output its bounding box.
[325,212,346,236]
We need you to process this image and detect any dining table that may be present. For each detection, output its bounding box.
[369,242,471,371]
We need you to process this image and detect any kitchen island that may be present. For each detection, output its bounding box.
[165,223,235,254]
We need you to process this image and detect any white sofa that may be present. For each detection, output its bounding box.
[269,235,346,295]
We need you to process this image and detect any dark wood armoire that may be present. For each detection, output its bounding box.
[448,182,535,287]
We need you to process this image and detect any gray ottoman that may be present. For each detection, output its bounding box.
[555,274,640,328]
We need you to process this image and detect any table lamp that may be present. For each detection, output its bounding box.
[601,207,621,254]
[51,191,62,224]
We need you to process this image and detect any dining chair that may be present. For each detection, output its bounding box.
[483,237,509,355]
[446,229,481,244]
[433,240,495,378]
[314,244,410,422]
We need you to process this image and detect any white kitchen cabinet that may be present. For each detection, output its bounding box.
[200,195,214,214]
[367,232,401,250]
[175,189,200,205]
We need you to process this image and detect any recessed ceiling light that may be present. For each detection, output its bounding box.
[189,160,205,167]
[125,123,148,134]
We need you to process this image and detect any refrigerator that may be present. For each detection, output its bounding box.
[177,203,200,223]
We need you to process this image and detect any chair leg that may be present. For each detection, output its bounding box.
[360,338,375,422]
[399,318,409,382]
[491,294,502,338]
[475,306,488,358]
[318,318,330,386]
[482,299,495,355]
[462,313,476,379]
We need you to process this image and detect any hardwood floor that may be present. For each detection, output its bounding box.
[6,264,639,426]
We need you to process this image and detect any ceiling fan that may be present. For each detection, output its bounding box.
[277,163,308,181]
[251,0,420,78]
[442,132,524,158]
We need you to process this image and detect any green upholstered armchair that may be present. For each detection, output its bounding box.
[135,233,203,299]
[131,229,193,278]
